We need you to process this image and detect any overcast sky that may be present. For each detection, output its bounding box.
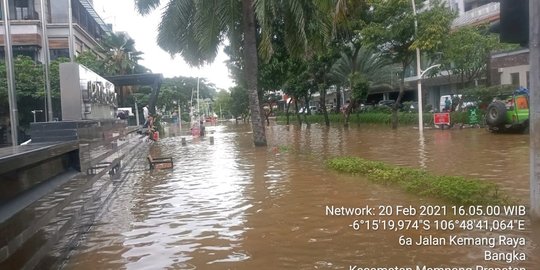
[93,0,234,90]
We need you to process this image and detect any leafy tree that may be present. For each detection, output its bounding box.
[461,85,514,110]
[261,91,281,125]
[0,56,44,131]
[134,0,332,146]
[157,76,216,115]
[229,85,249,122]
[440,25,517,90]
[282,58,311,125]
[76,51,107,75]
[361,0,455,129]
[0,56,69,134]
[331,46,396,126]
[100,32,147,75]
[213,90,233,119]
[307,46,341,126]
[76,32,148,77]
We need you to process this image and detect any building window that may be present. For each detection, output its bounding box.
[0,46,39,60]
[13,0,36,20]
[510,72,520,86]
[50,49,70,61]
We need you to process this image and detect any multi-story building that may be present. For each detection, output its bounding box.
[417,0,530,111]
[381,0,531,112]
[0,0,110,146]
[294,0,526,113]
[414,0,502,110]
[0,0,111,62]
[318,0,506,110]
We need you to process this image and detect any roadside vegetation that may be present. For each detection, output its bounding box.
[275,84,520,127]
[327,156,510,205]
[277,110,481,126]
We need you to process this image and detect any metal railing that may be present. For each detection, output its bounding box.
[452,2,499,28]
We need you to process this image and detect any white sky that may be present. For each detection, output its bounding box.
[93,0,234,90]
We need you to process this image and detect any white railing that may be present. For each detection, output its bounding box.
[452,2,499,28]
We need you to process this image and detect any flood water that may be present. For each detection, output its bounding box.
[64,123,539,270]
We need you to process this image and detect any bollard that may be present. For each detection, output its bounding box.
[181,137,186,146]
[209,136,214,145]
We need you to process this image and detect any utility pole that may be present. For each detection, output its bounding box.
[530,0,540,221]
[2,0,19,146]
[40,0,53,121]
[68,0,75,61]
[411,0,423,132]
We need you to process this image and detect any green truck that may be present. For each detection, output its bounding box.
[485,87,529,133]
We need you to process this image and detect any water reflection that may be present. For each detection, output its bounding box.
[418,130,427,169]
[65,123,538,269]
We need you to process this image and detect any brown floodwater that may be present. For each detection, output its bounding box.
[63,123,539,270]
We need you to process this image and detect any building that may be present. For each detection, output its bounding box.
[0,0,111,62]
[0,0,110,146]
[488,48,530,88]
[398,0,506,111]
[416,1,532,111]
[307,0,505,111]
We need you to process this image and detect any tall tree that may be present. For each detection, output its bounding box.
[229,85,250,122]
[76,32,147,77]
[440,25,516,90]
[282,58,311,125]
[133,0,331,146]
[157,76,216,114]
[100,32,146,75]
[307,49,338,126]
[0,56,70,130]
[331,46,396,126]
[361,0,454,129]
[213,90,233,119]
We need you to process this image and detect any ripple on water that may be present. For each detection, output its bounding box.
[64,124,538,269]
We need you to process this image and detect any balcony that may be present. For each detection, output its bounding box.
[452,2,499,28]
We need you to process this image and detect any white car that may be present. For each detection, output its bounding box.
[298,106,318,114]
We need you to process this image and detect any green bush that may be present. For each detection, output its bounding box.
[327,156,510,205]
[277,111,486,126]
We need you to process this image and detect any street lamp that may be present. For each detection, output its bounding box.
[411,0,423,132]
[31,110,43,123]
[416,64,441,132]
[411,0,440,132]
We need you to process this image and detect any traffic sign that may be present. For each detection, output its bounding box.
[434,113,450,125]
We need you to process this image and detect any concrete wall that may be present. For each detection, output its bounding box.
[60,63,117,121]
[50,0,69,23]
[489,49,530,87]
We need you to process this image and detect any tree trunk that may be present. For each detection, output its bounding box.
[303,95,309,124]
[242,0,266,146]
[265,103,273,126]
[319,84,330,126]
[286,98,292,125]
[392,63,407,129]
[294,99,302,125]
[344,99,357,127]
[336,85,342,114]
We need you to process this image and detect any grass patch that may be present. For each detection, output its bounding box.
[276,111,481,126]
[326,156,510,205]
[278,145,291,152]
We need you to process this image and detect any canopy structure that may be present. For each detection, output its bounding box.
[105,73,163,116]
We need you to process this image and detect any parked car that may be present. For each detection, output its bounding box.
[439,94,476,112]
[298,106,318,114]
[377,99,395,107]
[485,87,529,133]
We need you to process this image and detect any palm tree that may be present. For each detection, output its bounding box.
[133,0,332,146]
[331,45,397,126]
[100,32,145,75]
